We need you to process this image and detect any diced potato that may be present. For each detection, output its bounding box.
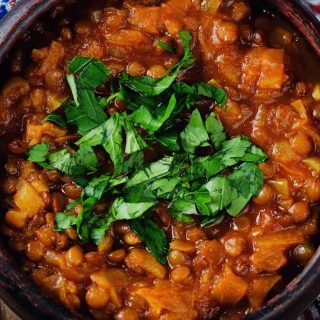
[78,39,106,60]
[128,7,160,34]
[125,248,166,279]
[2,77,30,102]
[216,20,239,44]
[38,41,65,76]
[250,250,286,273]
[201,0,222,15]
[303,157,320,174]
[14,178,45,218]
[31,176,49,193]
[31,47,49,61]
[163,18,183,36]
[35,226,56,247]
[5,210,27,229]
[105,30,148,48]
[42,121,67,138]
[270,140,300,164]
[248,275,282,310]
[291,99,308,119]
[25,120,67,146]
[268,179,290,197]
[90,270,122,308]
[241,47,265,91]
[231,1,251,21]
[211,265,248,305]
[25,121,43,146]
[46,91,67,111]
[162,0,192,18]
[241,48,285,91]
[20,161,38,179]
[312,84,320,101]
[99,8,127,31]
[90,270,122,307]
[44,250,66,269]
[217,49,243,85]
[217,100,242,125]
[257,49,285,89]
[170,239,195,253]
[135,280,197,317]
[193,240,225,270]
[223,236,246,257]
[253,230,305,251]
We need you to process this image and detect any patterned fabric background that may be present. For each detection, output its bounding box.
[0,0,320,319]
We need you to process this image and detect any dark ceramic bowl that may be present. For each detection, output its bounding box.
[0,0,320,319]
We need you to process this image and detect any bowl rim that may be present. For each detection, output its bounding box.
[0,0,320,319]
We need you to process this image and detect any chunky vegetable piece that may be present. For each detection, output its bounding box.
[1,0,320,319]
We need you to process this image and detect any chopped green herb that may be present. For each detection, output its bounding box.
[109,198,156,220]
[155,40,176,54]
[22,31,269,265]
[180,109,210,153]
[27,143,51,168]
[41,114,67,128]
[129,217,169,264]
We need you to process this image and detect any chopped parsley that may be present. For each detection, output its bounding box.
[26,30,267,264]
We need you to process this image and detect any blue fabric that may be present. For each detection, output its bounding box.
[0,0,15,19]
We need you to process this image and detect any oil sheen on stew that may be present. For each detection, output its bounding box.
[1,0,320,319]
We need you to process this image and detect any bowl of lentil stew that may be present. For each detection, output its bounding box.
[1,0,320,320]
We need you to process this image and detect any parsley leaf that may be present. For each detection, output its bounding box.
[205,113,227,149]
[180,109,209,153]
[55,212,78,231]
[109,198,156,220]
[65,57,110,135]
[122,112,147,154]
[155,40,176,54]
[119,30,194,97]
[101,113,124,175]
[125,156,174,188]
[48,144,98,184]
[27,142,50,168]
[130,94,177,134]
[129,217,169,264]
[76,197,96,242]
[153,129,180,152]
[41,114,67,128]
[68,56,110,90]
[84,174,127,200]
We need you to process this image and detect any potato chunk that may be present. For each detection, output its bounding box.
[125,248,166,279]
[135,280,197,318]
[128,7,160,34]
[253,230,305,251]
[38,41,65,76]
[211,265,248,305]
[241,48,285,91]
[250,250,286,273]
[14,178,45,218]
[248,275,281,310]
[25,120,67,146]
[90,270,122,307]
[193,240,225,270]
[257,49,285,89]
[2,77,30,102]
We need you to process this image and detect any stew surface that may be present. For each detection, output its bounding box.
[1,0,320,319]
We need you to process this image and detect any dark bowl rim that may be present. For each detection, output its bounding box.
[0,0,320,319]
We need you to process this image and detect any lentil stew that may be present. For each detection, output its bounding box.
[1,0,320,319]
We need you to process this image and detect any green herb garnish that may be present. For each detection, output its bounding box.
[26,30,267,265]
